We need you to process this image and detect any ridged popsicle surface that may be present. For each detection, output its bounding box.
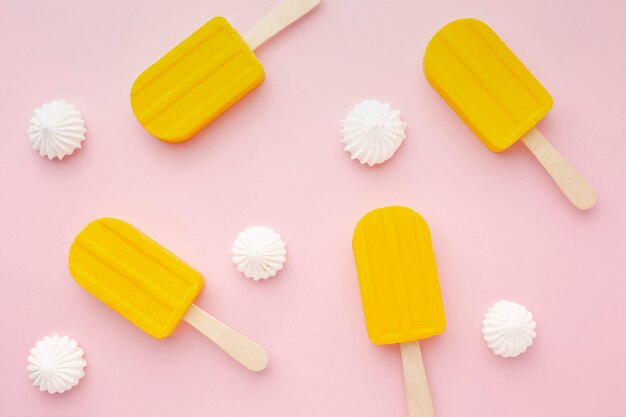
[352,207,445,345]
[69,218,204,338]
[131,17,264,143]
[424,18,553,152]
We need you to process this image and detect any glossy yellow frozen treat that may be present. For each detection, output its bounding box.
[352,206,445,345]
[131,17,264,143]
[68,218,204,338]
[424,18,553,152]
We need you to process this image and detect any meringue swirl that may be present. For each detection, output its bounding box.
[482,300,537,358]
[27,334,87,393]
[28,99,86,160]
[232,226,286,281]
[340,99,406,166]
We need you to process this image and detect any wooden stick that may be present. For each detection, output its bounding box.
[400,341,435,417]
[183,304,269,372]
[243,0,320,50]
[521,127,596,210]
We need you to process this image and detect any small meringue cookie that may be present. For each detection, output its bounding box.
[340,99,407,166]
[231,226,286,281]
[28,99,86,160]
[482,300,537,358]
[27,334,87,393]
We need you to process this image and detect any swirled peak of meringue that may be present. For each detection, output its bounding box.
[340,99,406,166]
[482,300,537,358]
[27,334,87,394]
[28,99,86,160]
[231,226,286,281]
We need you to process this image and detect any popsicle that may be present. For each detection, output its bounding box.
[68,218,268,372]
[352,206,445,417]
[424,18,596,210]
[131,0,320,143]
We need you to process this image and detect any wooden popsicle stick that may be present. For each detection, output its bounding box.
[400,341,435,417]
[243,0,320,50]
[183,303,269,372]
[521,128,596,210]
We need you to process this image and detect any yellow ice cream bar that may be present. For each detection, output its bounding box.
[424,18,553,152]
[352,207,445,345]
[131,17,264,143]
[68,218,204,338]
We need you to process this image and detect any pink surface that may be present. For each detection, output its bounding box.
[1,0,625,415]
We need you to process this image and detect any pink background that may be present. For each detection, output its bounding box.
[2,0,625,415]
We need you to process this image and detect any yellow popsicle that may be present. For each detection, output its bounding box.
[352,206,445,416]
[352,206,445,345]
[131,0,320,143]
[69,218,203,338]
[424,18,596,210]
[424,18,553,152]
[131,17,264,143]
[68,218,268,371]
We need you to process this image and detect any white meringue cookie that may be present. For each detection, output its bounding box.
[28,99,86,160]
[27,334,87,393]
[340,99,406,166]
[231,226,286,281]
[482,300,537,358]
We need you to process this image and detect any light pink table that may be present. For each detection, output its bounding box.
[1,0,625,415]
